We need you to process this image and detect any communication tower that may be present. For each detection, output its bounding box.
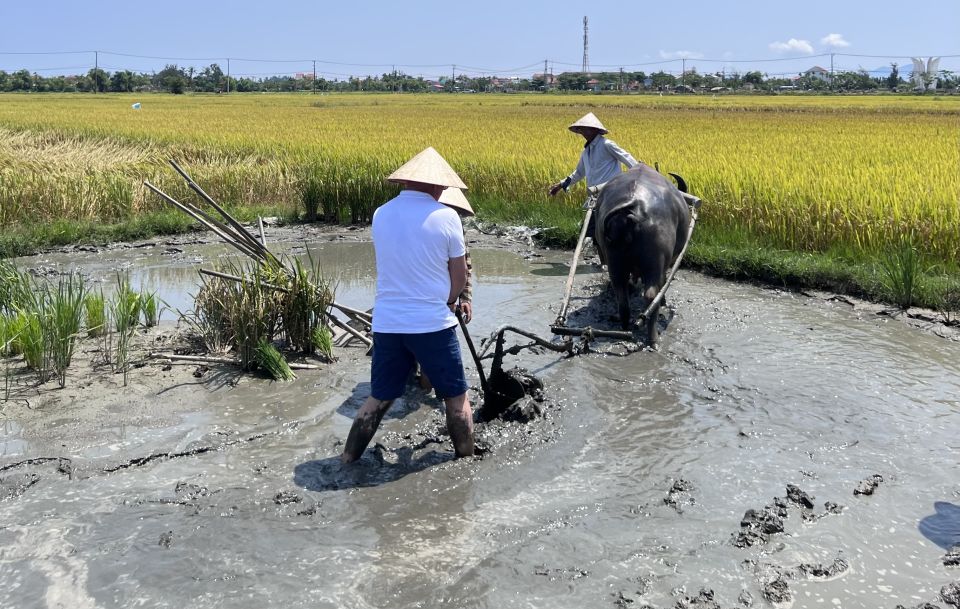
[582,16,589,75]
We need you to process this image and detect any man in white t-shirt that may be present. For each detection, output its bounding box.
[341,147,474,464]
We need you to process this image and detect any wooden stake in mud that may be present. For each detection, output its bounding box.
[554,205,594,327]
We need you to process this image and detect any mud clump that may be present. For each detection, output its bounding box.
[786,483,815,509]
[533,566,589,581]
[675,588,722,608]
[945,545,960,567]
[734,508,785,548]
[273,490,302,505]
[0,472,41,501]
[895,603,943,609]
[664,478,696,513]
[797,557,849,579]
[158,530,173,548]
[942,581,960,607]
[854,474,884,496]
[732,484,841,547]
[824,501,843,514]
[172,481,209,504]
[762,577,790,604]
[480,366,545,422]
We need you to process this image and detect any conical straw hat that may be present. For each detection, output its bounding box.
[387,147,468,189]
[568,112,608,134]
[438,187,475,217]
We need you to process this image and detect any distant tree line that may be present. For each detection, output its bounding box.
[0,62,956,94]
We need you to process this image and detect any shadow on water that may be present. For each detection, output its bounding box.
[528,261,600,277]
[293,450,453,492]
[919,501,960,549]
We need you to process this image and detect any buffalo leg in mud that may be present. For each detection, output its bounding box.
[639,252,669,346]
[606,255,633,331]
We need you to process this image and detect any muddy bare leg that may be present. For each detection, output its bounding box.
[341,397,394,464]
[443,392,474,458]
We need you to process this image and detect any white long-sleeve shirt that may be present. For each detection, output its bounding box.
[564,136,640,189]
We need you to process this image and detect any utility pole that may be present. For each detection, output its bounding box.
[94,50,98,93]
[226,58,231,93]
[313,60,317,94]
[544,58,548,92]
[681,58,686,89]
[452,64,456,91]
[619,67,624,92]
[829,53,835,88]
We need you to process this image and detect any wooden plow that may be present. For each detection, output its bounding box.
[144,160,372,354]
[548,183,702,342]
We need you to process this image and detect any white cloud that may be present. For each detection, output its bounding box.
[769,38,815,54]
[821,33,850,48]
[659,50,704,60]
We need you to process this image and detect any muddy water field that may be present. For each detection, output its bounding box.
[1,223,959,609]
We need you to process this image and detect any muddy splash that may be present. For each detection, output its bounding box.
[2,224,959,609]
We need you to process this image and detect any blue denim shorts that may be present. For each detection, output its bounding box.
[371,327,468,400]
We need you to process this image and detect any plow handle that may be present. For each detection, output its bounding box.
[555,205,594,326]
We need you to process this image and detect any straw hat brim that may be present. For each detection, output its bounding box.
[438,187,475,217]
[568,112,608,134]
[387,146,468,190]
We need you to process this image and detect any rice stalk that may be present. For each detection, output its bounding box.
[311,325,335,362]
[140,290,161,327]
[254,338,296,381]
[84,291,106,337]
[48,272,87,387]
[111,273,141,384]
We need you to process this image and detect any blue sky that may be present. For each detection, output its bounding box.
[1,0,957,79]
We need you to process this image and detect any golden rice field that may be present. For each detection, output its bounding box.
[0,92,958,262]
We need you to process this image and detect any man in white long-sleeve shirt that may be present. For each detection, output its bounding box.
[549,112,640,196]
[548,113,642,240]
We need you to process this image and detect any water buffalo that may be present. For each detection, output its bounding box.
[593,164,692,345]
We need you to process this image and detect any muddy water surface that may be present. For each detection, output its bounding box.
[2,234,959,609]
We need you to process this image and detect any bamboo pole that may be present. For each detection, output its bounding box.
[258,216,267,245]
[198,268,290,293]
[328,314,373,347]
[150,353,320,370]
[330,302,373,323]
[144,181,263,261]
[169,160,278,266]
[554,206,594,327]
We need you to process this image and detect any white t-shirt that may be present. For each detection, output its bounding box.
[371,190,466,334]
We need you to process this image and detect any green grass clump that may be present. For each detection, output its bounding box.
[254,338,296,381]
[84,292,107,337]
[878,238,927,310]
[140,290,161,327]
[311,325,334,362]
[110,273,142,383]
[48,273,86,387]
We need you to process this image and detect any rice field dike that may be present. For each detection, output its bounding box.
[1,92,958,311]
